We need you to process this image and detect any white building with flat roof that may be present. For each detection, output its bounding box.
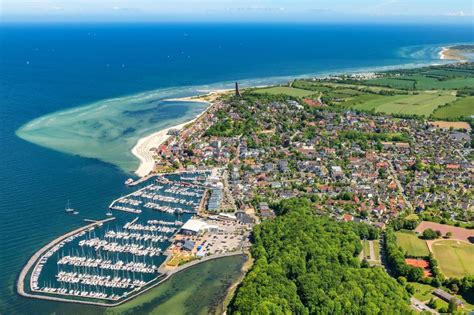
[179,218,222,235]
[180,219,208,235]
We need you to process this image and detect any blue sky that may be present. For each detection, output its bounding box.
[1,0,473,23]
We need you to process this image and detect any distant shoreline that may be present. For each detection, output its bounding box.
[17,43,465,178]
[130,46,465,178]
[439,46,469,62]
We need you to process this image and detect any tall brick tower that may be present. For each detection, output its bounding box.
[235,82,241,97]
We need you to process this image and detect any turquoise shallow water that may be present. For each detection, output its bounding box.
[17,91,209,173]
[1,23,473,314]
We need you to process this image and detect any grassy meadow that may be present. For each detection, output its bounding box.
[260,64,474,119]
[351,91,456,116]
[395,230,429,257]
[432,96,474,119]
[431,240,474,278]
[253,86,316,97]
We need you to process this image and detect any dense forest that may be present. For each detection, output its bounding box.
[229,198,410,314]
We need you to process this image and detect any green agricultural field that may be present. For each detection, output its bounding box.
[292,80,333,93]
[395,230,429,257]
[335,94,386,108]
[411,75,474,90]
[351,91,456,116]
[431,240,474,278]
[366,77,416,90]
[432,96,474,119]
[366,75,474,90]
[253,86,316,97]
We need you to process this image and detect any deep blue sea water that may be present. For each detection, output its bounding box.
[0,23,473,314]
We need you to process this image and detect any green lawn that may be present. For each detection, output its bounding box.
[395,230,429,257]
[432,96,474,119]
[431,240,474,278]
[351,91,456,117]
[362,240,371,260]
[409,282,474,312]
[373,240,380,261]
[433,298,449,311]
[410,283,449,312]
[410,282,435,302]
[253,86,317,97]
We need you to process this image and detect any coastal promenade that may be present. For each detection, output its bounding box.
[17,217,116,302]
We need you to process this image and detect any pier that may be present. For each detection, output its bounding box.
[17,217,116,302]
[18,245,244,307]
[109,172,208,216]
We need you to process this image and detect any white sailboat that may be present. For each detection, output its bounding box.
[65,200,74,213]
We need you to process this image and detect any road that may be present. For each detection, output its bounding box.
[387,159,414,211]
[410,297,438,314]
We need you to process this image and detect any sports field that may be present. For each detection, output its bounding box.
[395,230,429,257]
[432,96,474,120]
[253,86,317,97]
[431,240,474,278]
[351,91,456,116]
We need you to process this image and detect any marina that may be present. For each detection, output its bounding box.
[109,173,207,216]
[18,171,215,305]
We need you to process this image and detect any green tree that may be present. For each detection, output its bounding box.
[448,298,458,313]
[229,198,410,314]
[422,228,438,240]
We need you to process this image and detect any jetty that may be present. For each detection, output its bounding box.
[18,244,244,307]
[17,217,116,302]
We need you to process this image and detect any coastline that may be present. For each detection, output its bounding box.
[439,46,468,62]
[131,89,232,177]
[131,119,198,177]
[17,43,464,179]
[439,47,448,60]
[130,48,462,178]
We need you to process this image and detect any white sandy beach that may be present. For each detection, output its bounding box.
[439,47,448,60]
[131,123,185,177]
[131,97,218,177]
[439,46,469,62]
[131,89,237,177]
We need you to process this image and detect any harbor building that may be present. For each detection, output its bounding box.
[179,219,209,235]
[207,187,223,212]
